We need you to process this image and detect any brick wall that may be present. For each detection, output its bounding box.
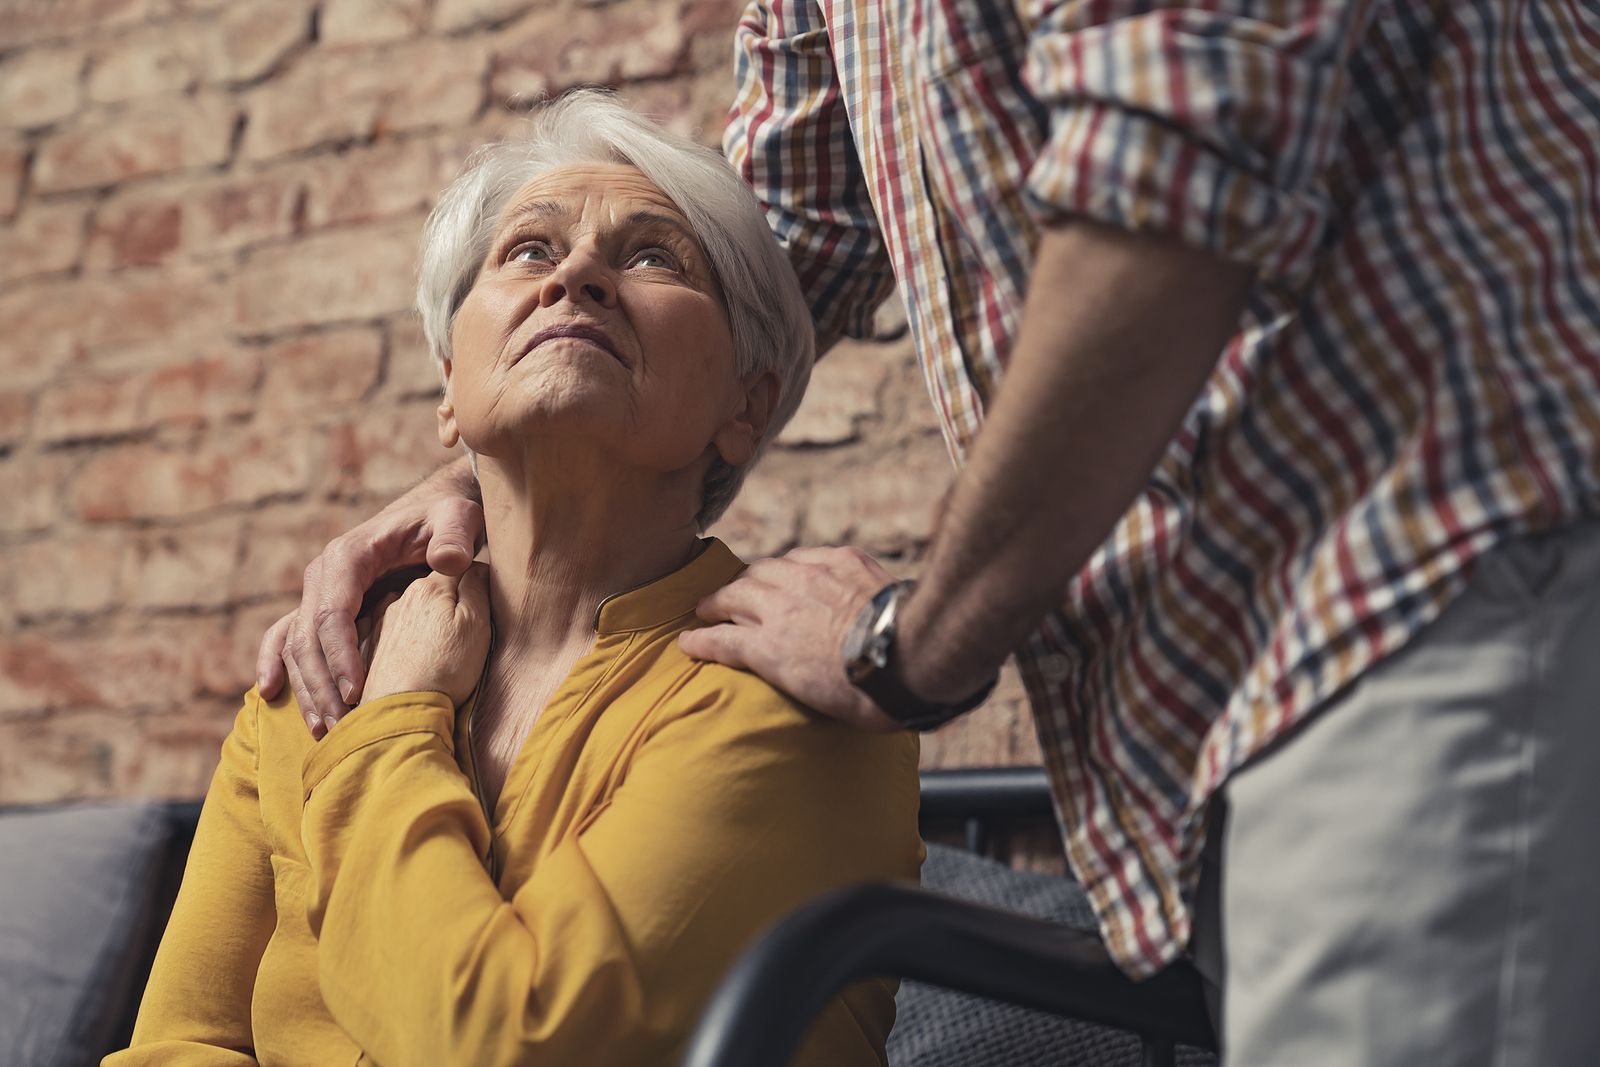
[0,0,1040,806]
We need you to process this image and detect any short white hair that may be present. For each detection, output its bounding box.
[415,90,814,528]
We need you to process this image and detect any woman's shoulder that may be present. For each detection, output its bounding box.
[641,629,920,770]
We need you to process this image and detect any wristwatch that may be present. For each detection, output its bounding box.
[842,579,997,731]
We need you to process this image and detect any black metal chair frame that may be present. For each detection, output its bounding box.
[680,767,1217,1067]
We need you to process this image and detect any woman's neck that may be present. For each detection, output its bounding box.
[474,447,703,658]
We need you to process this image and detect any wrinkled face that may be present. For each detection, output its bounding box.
[442,163,748,478]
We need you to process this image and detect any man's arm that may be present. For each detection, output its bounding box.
[683,0,1374,726]
[895,220,1253,702]
[256,455,481,735]
[724,0,894,354]
[681,221,1252,725]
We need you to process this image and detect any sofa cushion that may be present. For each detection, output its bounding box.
[889,843,1216,1067]
[0,802,182,1067]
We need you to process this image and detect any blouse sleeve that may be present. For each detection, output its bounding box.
[298,681,920,1067]
[105,696,276,1067]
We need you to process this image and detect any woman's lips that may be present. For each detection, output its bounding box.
[518,322,625,366]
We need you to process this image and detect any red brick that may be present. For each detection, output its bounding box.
[322,402,455,496]
[87,197,181,268]
[708,465,802,558]
[242,38,487,162]
[0,710,124,803]
[141,349,260,426]
[0,635,169,717]
[0,202,87,285]
[618,80,696,142]
[231,501,375,600]
[0,136,26,219]
[115,708,236,799]
[0,452,64,533]
[123,517,245,610]
[298,137,440,231]
[209,0,313,84]
[804,437,952,555]
[69,428,318,522]
[232,218,418,335]
[196,612,265,699]
[383,314,443,398]
[777,340,891,447]
[0,269,226,390]
[88,170,302,269]
[679,0,745,37]
[0,616,228,719]
[35,371,146,443]
[5,533,125,620]
[0,390,31,447]
[322,0,428,44]
[33,94,239,193]
[434,0,536,33]
[86,23,204,104]
[189,171,303,251]
[259,327,383,412]
[89,170,302,271]
[0,0,157,50]
[492,4,688,103]
[0,46,85,129]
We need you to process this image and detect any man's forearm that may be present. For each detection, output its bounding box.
[897,220,1255,702]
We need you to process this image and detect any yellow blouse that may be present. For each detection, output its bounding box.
[107,539,923,1067]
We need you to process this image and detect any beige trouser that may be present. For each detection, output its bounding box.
[1190,519,1600,1066]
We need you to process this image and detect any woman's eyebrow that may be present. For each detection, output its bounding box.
[497,199,564,235]
[623,210,694,240]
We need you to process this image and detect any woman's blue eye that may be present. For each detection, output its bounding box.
[511,244,552,263]
[634,250,672,269]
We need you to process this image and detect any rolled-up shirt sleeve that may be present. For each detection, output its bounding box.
[725,0,896,353]
[1022,0,1379,287]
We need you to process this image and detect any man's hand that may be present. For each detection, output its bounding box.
[362,563,492,709]
[257,459,482,736]
[678,546,903,732]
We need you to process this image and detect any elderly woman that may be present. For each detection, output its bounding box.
[108,92,922,1067]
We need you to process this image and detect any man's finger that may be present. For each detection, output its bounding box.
[285,652,324,738]
[425,498,486,577]
[292,607,351,724]
[694,577,772,626]
[256,613,293,697]
[678,625,755,670]
[781,545,847,565]
[312,595,366,708]
[785,544,890,582]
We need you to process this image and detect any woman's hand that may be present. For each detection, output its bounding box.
[361,563,492,709]
[256,457,483,735]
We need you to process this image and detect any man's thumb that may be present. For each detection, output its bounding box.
[425,498,485,576]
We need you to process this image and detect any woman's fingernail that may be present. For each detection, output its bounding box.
[339,677,355,703]
[322,715,338,733]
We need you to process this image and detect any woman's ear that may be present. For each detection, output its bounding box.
[712,371,780,468]
[436,358,460,449]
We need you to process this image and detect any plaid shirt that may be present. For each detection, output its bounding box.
[726,0,1600,976]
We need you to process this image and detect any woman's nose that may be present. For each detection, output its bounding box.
[540,249,616,309]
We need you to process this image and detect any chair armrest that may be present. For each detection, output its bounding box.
[679,882,1216,1067]
[917,766,1055,822]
